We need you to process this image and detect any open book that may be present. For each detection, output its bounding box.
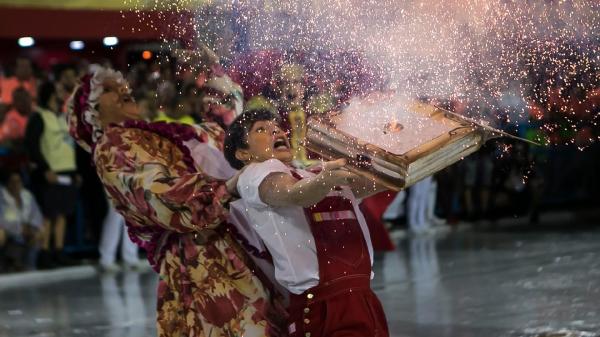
[305,93,531,190]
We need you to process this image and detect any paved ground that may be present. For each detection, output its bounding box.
[1,222,599,337]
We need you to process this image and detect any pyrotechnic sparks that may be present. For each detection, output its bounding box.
[125,0,599,159]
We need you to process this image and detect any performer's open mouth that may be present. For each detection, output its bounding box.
[273,137,289,150]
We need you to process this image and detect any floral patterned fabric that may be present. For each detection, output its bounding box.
[93,120,286,337]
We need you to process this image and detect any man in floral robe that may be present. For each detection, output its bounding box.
[67,66,286,337]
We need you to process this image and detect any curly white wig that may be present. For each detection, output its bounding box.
[66,66,127,152]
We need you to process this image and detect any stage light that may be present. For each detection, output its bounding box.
[70,41,85,50]
[142,50,152,60]
[18,37,35,48]
[103,37,119,47]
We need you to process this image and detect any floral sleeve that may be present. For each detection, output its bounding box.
[94,125,230,233]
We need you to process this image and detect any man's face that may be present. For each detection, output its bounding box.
[60,69,77,92]
[202,93,237,126]
[15,59,32,81]
[238,120,292,165]
[12,89,32,114]
[97,78,140,127]
[7,173,22,196]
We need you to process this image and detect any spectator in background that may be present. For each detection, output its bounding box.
[198,75,243,128]
[0,57,36,105]
[245,95,277,114]
[426,176,449,227]
[176,45,244,129]
[98,202,143,272]
[135,92,159,122]
[54,64,78,109]
[182,83,201,123]
[24,82,79,269]
[154,95,196,125]
[407,177,434,235]
[463,156,479,220]
[0,170,44,272]
[0,88,33,146]
[155,80,176,117]
[0,103,8,137]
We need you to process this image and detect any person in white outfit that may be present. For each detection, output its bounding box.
[426,178,449,227]
[98,203,143,272]
[0,171,44,271]
[407,176,433,234]
[384,176,448,237]
[383,190,406,222]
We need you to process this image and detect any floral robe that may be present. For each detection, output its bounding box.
[93,120,286,337]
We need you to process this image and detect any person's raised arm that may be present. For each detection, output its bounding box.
[301,161,390,199]
[258,159,356,208]
[95,127,229,233]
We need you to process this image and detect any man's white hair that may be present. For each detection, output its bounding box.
[66,65,127,151]
[87,65,127,140]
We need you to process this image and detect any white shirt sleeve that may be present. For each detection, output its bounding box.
[185,139,238,180]
[237,159,291,209]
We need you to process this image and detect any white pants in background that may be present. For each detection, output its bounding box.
[99,205,139,267]
[383,190,406,221]
[427,179,439,221]
[408,176,433,232]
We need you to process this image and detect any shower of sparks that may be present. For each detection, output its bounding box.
[124,0,600,173]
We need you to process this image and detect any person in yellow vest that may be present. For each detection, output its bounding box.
[24,82,79,269]
[153,95,196,125]
[245,95,277,114]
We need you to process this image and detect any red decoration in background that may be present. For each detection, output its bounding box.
[0,7,194,70]
[0,7,192,40]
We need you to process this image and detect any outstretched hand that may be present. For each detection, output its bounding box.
[318,159,359,187]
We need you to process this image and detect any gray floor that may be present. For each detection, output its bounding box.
[1,224,600,337]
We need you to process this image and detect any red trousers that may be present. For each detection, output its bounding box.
[286,175,390,337]
[288,276,389,337]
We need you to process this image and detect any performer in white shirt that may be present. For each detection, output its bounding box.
[224,109,390,337]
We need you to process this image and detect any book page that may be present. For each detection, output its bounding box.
[332,95,458,155]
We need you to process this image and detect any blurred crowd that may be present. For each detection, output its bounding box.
[0,42,598,273]
[434,42,600,225]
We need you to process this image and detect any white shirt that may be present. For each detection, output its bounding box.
[185,138,237,180]
[233,159,373,294]
[0,188,43,237]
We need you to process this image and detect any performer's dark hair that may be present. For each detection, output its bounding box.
[224,109,282,170]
